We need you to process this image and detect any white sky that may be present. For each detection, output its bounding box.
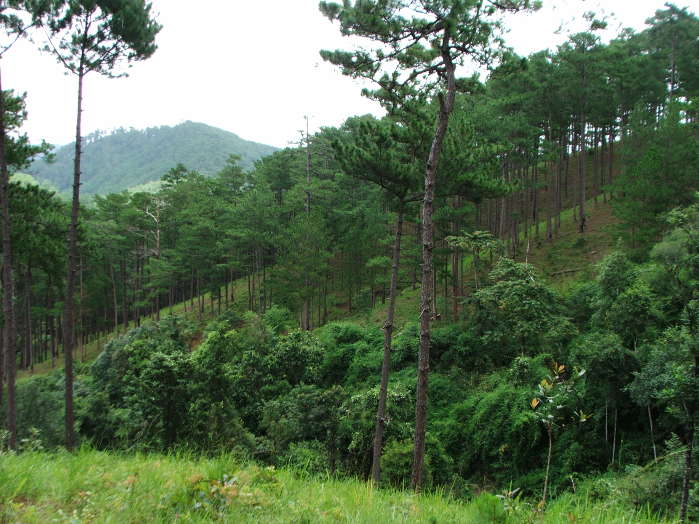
[3,0,695,149]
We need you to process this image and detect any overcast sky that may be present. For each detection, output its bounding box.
[3,0,694,149]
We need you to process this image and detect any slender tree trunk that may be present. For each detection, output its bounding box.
[26,267,33,371]
[110,264,118,332]
[579,115,587,233]
[121,260,128,330]
[543,425,553,505]
[611,407,618,465]
[0,63,17,448]
[79,256,85,359]
[412,50,456,492]
[63,68,86,451]
[608,129,615,190]
[371,207,404,484]
[647,405,657,463]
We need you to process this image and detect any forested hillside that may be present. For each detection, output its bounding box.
[27,121,278,194]
[2,1,699,523]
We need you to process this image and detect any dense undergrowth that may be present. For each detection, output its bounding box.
[4,198,699,521]
[4,197,699,524]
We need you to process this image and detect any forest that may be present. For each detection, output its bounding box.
[1,0,699,522]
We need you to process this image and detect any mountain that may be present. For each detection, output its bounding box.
[28,121,278,195]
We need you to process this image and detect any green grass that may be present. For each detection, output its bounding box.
[0,449,674,523]
[522,200,619,291]
[345,199,620,330]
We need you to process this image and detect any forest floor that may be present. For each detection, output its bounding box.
[0,449,674,523]
[522,198,619,290]
[352,199,619,330]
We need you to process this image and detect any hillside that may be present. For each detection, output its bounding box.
[27,121,278,195]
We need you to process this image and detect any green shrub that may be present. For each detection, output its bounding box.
[1,372,65,448]
[282,441,330,476]
[263,304,294,334]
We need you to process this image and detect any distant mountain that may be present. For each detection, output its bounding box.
[28,121,278,195]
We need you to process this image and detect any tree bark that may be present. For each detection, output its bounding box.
[0,64,18,449]
[26,267,33,371]
[371,206,404,484]
[63,68,85,451]
[578,113,587,233]
[412,47,456,492]
[543,425,553,505]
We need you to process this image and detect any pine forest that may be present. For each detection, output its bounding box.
[1,1,699,522]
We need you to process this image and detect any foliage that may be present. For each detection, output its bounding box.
[611,102,699,252]
[471,258,576,361]
[0,372,64,449]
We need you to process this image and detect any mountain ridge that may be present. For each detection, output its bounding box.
[28,121,278,195]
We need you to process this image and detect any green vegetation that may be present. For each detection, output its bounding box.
[0,449,675,523]
[1,1,698,522]
[28,122,278,195]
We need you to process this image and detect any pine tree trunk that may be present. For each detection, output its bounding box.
[63,68,86,451]
[0,64,18,449]
[608,128,615,190]
[110,264,118,332]
[611,407,618,465]
[412,49,456,492]
[647,405,657,462]
[371,207,404,484]
[26,267,33,371]
[579,114,587,233]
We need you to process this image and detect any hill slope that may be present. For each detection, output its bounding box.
[28,121,278,195]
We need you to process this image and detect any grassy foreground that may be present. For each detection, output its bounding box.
[0,449,672,523]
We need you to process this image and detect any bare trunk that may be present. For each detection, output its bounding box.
[63,68,85,451]
[647,405,657,463]
[412,49,456,492]
[26,267,33,371]
[110,264,118,332]
[579,115,587,233]
[543,425,553,505]
[611,407,618,465]
[0,63,18,449]
[371,207,404,484]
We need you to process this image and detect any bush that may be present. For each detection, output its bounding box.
[282,441,330,476]
[263,305,294,334]
[616,435,691,517]
[0,372,65,448]
[380,434,454,488]
[79,319,193,449]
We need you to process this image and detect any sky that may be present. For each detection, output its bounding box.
[3,0,695,149]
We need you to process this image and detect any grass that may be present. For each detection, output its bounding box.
[0,449,675,523]
[345,198,620,331]
[521,199,620,291]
